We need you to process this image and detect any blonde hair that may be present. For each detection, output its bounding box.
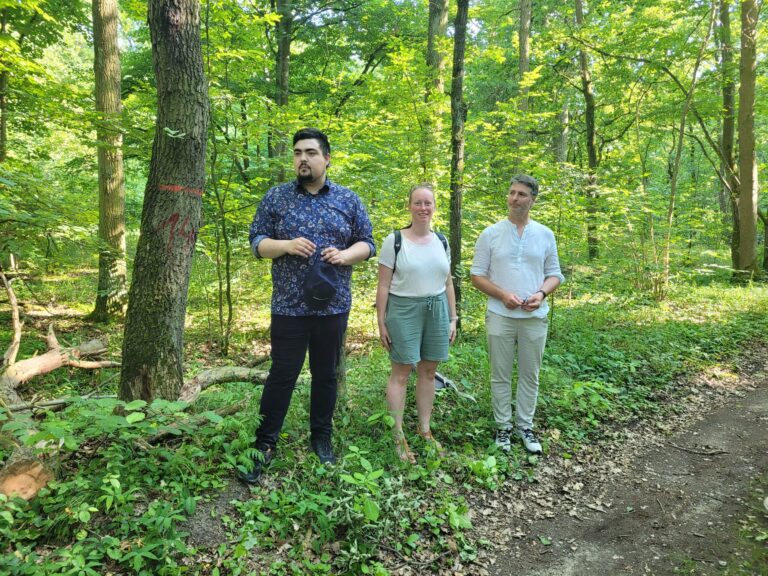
[408,183,436,203]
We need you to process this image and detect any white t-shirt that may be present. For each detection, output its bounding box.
[470,218,564,318]
[379,232,451,297]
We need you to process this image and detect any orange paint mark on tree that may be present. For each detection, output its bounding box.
[158,184,204,197]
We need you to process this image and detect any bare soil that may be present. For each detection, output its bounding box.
[478,350,768,576]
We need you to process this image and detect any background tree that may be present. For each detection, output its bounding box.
[449,0,469,319]
[120,0,209,401]
[90,0,127,321]
[736,0,759,277]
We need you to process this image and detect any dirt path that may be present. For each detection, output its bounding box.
[483,353,768,576]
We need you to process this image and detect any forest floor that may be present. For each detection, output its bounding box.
[476,347,768,576]
[180,348,768,576]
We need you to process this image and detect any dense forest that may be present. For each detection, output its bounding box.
[0,1,766,575]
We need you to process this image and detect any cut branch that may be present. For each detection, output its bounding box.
[0,267,21,368]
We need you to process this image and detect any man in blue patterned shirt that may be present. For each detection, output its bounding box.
[240,128,375,484]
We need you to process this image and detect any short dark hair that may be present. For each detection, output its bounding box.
[293,128,331,156]
[510,174,539,196]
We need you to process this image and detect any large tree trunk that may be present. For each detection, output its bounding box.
[718,0,739,266]
[90,0,127,321]
[449,0,468,323]
[736,0,759,277]
[574,0,599,261]
[120,0,209,402]
[420,0,449,180]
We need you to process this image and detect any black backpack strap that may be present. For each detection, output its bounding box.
[392,229,402,275]
[435,231,448,253]
[393,229,448,275]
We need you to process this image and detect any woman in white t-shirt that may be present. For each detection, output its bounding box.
[375,184,457,463]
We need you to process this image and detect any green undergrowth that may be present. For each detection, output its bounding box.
[0,279,766,575]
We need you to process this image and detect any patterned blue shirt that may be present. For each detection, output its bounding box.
[249,179,376,316]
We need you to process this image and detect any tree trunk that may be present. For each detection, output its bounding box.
[516,0,532,160]
[91,0,127,321]
[449,0,469,323]
[0,11,8,163]
[120,0,209,402]
[421,0,449,180]
[268,0,292,183]
[554,105,569,164]
[718,0,739,265]
[574,0,599,260]
[736,0,759,277]
[662,5,715,290]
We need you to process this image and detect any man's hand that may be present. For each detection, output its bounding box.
[502,292,525,310]
[285,237,316,258]
[321,246,351,266]
[521,291,544,311]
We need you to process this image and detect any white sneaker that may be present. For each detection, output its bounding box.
[517,428,542,454]
[495,428,512,452]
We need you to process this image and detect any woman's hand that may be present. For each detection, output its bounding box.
[379,324,391,351]
[449,318,457,344]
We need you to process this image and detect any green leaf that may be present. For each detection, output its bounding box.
[124,400,147,411]
[361,496,380,522]
[125,412,146,424]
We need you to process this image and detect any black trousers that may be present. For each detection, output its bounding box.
[255,313,348,448]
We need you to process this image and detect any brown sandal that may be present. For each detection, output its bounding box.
[417,429,446,457]
[395,435,416,464]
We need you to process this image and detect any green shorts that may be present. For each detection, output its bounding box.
[385,292,450,365]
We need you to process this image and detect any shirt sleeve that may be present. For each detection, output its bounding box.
[543,230,565,284]
[378,233,396,269]
[248,188,277,259]
[470,228,492,277]
[350,195,376,259]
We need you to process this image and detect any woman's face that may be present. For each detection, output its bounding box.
[409,187,436,224]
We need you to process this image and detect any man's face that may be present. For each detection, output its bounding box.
[507,182,536,217]
[293,138,329,184]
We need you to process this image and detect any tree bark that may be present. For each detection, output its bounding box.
[516,0,532,158]
[0,11,8,163]
[421,0,449,179]
[91,0,127,321]
[718,0,740,267]
[268,0,292,183]
[449,0,469,323]
[574,0,599,260]
[736,0,759,277]
[120,0,209,402]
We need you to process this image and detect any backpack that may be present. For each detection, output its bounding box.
[392,229,448,275]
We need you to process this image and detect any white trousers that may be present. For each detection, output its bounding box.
[486,311,549,431]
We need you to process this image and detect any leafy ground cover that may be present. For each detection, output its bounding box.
[0,268,766,575]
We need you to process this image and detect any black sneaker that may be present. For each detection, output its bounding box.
[237,445,274,485]
[310,436,336,465]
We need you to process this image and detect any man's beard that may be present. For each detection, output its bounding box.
[297,165,314,184]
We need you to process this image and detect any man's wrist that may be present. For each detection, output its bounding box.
[537,289,547,298]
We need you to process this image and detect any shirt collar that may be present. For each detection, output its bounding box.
[295,178,331,196]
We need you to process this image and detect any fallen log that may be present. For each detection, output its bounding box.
[0,273,117,500]
[178,366,268,403]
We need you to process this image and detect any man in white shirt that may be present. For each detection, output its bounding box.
[470,174,565,454]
